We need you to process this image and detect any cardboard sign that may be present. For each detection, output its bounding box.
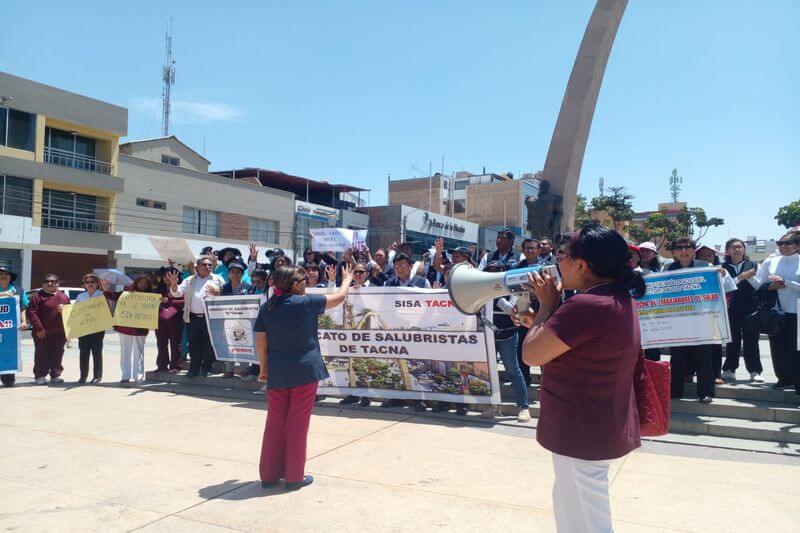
[309,228,368,252]
[113,292,161,330]
[62,296,114,339]
[149,237,196,264]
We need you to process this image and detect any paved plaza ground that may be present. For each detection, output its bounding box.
[2,334,799,532]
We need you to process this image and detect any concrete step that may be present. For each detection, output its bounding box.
[682,382,800,405]
[670,397,800,424]
[668,412,800,444]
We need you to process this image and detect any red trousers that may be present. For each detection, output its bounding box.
[259,381,317,484]
[156,317,183,370]
[33,335,66,379]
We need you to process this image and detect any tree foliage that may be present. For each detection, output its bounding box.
[589,186,635,232]
[687,207,724,241]
[573,194,595,229]
[775,200,800,229]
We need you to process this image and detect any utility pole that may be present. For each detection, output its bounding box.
[161,18,176,137]
[669,168,682,202]
[599,174,605,197]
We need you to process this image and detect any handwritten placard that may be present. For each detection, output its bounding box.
[62,297,114,339]
[113,292,161,330]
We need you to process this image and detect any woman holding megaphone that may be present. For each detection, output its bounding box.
[513,224,645,533]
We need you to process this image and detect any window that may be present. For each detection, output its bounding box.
[182,206,219,236]
[0,175,33,217]
[0,107,36,152]
[136,198,166,210]
[454,180,468,190]
[453,199,466,214]
[161,154,180,166]
[42,188,103,233]
[44,127,108,173]
[248,217,279,243]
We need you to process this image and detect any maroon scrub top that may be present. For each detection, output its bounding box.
[538,284,641,461]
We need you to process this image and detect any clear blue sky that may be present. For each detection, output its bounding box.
[3,1,797,247]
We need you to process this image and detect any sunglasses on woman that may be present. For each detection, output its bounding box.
[777,240,796,246]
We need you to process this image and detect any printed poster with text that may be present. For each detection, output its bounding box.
[309,287,500,405]
[636,267,731,349]
[0,296,21,374]
[205,295,261,363]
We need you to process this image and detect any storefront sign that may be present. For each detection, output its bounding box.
[296,200,339,223]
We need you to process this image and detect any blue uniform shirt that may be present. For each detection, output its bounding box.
[253,293,329,389]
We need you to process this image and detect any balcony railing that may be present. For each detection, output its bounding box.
[42,213,111,234]
[44,146,113,175]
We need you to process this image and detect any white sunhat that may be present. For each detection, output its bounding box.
[638,241,658,253]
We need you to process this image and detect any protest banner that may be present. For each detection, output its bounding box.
[113,292,161,330]
[0,296,21,374]
[636,267,731,349]
[309,228,368,252]
[62,297,114,339]
[149,237,196,264]
[310,287,500,404]
[204,295,262,363]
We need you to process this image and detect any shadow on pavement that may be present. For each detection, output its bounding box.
[199,479,283,501]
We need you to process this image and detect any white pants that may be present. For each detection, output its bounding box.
[119,333,146,381]
[551,452,614,533]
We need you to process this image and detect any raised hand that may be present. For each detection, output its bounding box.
[249,243,258,261]
[340,263,355,285]
[434,237,444,255]
[326,264,337,282]
[164,271,179,289]
[99,278,110,292]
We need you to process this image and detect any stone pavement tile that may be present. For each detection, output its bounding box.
[0,478,162,532]
[305,437,558,510]
[98,414,353,464]
[0,425,75,456]
[137,515,244,532]
[0,437,254,515]
[610,469,795,532]
[623,451,800,496]
[362,417,549,462]
[178,474,556,532]
[50,384,226,416]
[0,381,95,399]
[0,395,174,438]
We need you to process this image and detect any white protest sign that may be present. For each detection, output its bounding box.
[149,237,196,264]
[310,228,368,252]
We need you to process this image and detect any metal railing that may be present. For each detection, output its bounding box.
[43,146,113,175]
[41,213,111,234]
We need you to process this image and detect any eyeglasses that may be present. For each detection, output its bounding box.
[353,270,367,275]
[538,243,549,248]
[84,280,98,284]
[198,263,212,268]
[523,247,537,252]
[673,245,694,251]
[777,240,796,246]
[44,279,59,284]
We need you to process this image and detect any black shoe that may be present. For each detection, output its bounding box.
[412,400,428,412]
[90,378,102,384]
[261,479,282,488]
[78,377,87,384]
[120,379,130,384]
[699,396,713,404]
[381,399,404,408]
[455,405,468,416]
[285,475,313,491]
[339,395,359,405]
[186,370,200,378]
[772,381,792,390]
[358,397,371,407]
[315,395,327,402]
[432,402,449,413]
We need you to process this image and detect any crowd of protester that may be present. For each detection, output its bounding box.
[2,226,799,408]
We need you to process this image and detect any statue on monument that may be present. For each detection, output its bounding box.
[526,179,563,241]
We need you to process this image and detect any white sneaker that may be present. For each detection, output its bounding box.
[750,372,765,383]
[721,370,736,382]
[517,407,532,423]
[35,377,47,385]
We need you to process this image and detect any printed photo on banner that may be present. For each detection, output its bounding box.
[0,295,21,374]
[205,295,262,363]
[309,228,368,252]
[636,267,731,349]
[113,292,162,330]
[62,297,114,339]
[309,287,500,404]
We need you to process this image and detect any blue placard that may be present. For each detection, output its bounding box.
[0,295,21,374]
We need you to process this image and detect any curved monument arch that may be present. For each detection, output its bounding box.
[539,0,628,234]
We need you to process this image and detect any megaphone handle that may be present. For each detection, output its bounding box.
[516,292,531,314]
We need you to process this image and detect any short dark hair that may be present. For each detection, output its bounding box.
[670,237,696,250]
[251,269,268,280]
[538,237,552,244]
[42,273,59,281]
[393,252,412,266]
[497,229,515,241]
[522,238,538,248]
